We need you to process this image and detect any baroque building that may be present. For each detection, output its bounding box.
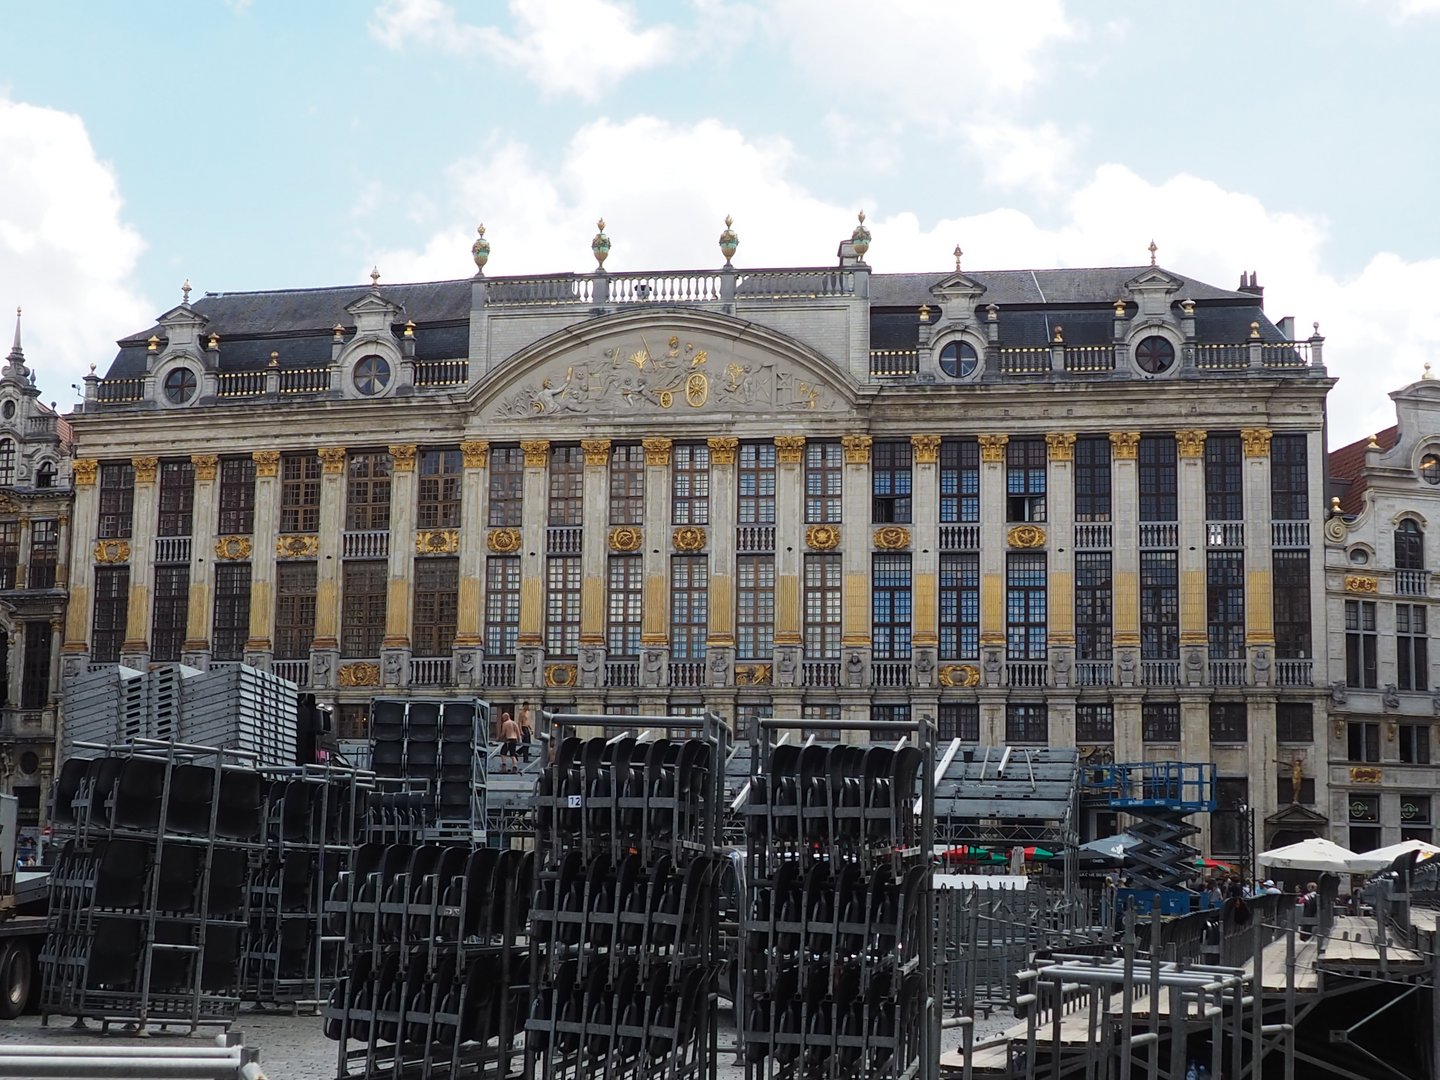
[63,221,1332,856]
[1325,376,1440,852]
[0,311,73,842]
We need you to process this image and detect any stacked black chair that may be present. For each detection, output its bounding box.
[321,839,531,1079]
[241,764,372,1007]
[527,711,732,1080]
[741,718,936,1079]
[369,698,488,839]
[41,740,265,1032]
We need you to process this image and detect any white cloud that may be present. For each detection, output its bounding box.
[371,115,1436,449]
[963,121,1077,195]
[0,98,149,409]
[369,0,676,101]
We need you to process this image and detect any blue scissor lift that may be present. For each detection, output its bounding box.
[1082,761,1217,915]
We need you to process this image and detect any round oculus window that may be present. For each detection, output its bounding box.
[939,340,979,378]
[163,367,198,404]
[1349,548,1370,565]
[1135,335,1176,374]
[1,401,14,420]
[1422,454,1440,486]
[353,354,392,396]
[18,752,37,776]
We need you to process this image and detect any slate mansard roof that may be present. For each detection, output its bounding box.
[103,265,1283,380]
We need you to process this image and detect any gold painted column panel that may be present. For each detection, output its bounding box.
[61,460,98,661]
[184,455,219,656]
[122,455,159,658]
[382,445,417,650]
[1242,428,1276,676]
[977,435,1008,683]
[312,446,347,651]
[1176,430,1209,663]
[455,440,490,647]
[579,439,611,649]
[246,450,281,660]
[517,440,550,649]
[706,438,738,651]
[910,436,940,654]
[1109,432,1140,683]
[1044,433,1076,649]
[639,438,673,652]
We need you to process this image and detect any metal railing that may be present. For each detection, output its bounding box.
[1206,521,1244,547]
[1396,569,1431,596]
[278,367,330,394]
[410,657,452,686]
[803,660,840,688]
[736,525,775,552]
[869,349,919,377]
[1261,341,1313,367]
[1063,345,1115,372]
[481,660,515,688]
[939,523,980,550]
[872,661,911,688]
[1006,660,1047,688]
[216,371,265,397]
[605,661,639,688]
[342,530,389,559]
[1142,660,1180,687]
[1271,520,1310,548]
[1275,659,1313,687]
[1073,522,1112,549]
[414,359,470,387]
[996,346,1050,375]
[154,536,191,564]
[94,378,146,403]
[1139,522,1179,548]
[1192,344,1248,370]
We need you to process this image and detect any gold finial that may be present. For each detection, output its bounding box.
[146,335,160,353]
[1249,321,1261,339]
[403,319,416,338]
[471,223,490,272]
[370,266,380,288]
[1181,298,1195,317]
[851,210,871,260]
[1148,239,1158,266]
[592,218,611,267]
[986,303,998,322]
[332,324,344,341]
[953,244,963,272]
[181,279,192,304]
[1113,298,1126,317]
[718,214,739,266]
[1052,325,1064,343]
[269,351,280,367]
[1330,496,1342,514]
[1367,433,1380,450]
[207,332,219,350]
[918,304,930,324]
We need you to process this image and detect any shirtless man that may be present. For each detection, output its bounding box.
[498,710,520,774]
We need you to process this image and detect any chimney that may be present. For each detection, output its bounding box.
[1276,315,1295,340]
[1239,271,1264,300]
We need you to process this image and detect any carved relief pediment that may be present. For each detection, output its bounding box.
[475,312,857,424]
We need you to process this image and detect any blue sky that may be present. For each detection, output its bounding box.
[2,0,1437,445]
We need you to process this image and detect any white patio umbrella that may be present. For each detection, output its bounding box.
[1357,838,1440,864]
[1258,837,1389,874]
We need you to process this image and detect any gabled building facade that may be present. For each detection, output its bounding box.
[60,221,1333,856]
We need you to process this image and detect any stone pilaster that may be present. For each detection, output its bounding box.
[773,436,805,687]
[182,454,219,666]
[244,450,280,669]
[1242,428,1275,685]
[1045,433,1076,687]
[910,435,940,687]
[516,439,550,689]
[380,444,416,686]
[639,437,672,688]
[120,455,159,665]
[14,518,30,590]
[840,435,872,690]
[707,437,738,686]
[309,445,346,687]
[578,438,611,689]
[1109,432,1141,686]
[1176,430,1209,681]
[453,440,489,687]
[976,435,1008,687]
[61,461,98,678]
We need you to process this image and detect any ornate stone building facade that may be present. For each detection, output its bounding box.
[1325,378,1440,852]
[0,311,72,843]
[64,222,1332,855]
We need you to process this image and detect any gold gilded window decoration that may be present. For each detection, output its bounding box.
[1108,431,1140,460]
[338,662,381,687]
[977,434,1009,463]
[388,444,418,472]
[938,663,981,688]
[1175,429,1208,458]
[735,663,772,687]
[191,454,219,481]
[1349,766,1383,784]
[545,663,578,688]
[805,524,840,551]
[131,456,159,484]
[910,435,940,465]
[214,536,253,561]
[873,526,911,550]
[252,450,280,478]
[73,459,98,486]
[774,436,806,465]
[673,526,707,552]
[1007,525,1046,549]
[1044,433,1075,462]
[93,539,130,564]
[277,535,320,559]
[1241,427,1273,457]
[415,529,460,555]
[460,440,490,469]
[521,440,550,468]
[707,437,739,465]
[487,528,522,554]
[841,435,872,464]
[609,526,643,552]
[1345,575,1379,593]
[642,437,673,467]
[318,446,347,474]
[581,438,612,467]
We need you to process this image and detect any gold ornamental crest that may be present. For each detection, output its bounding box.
[673,527,707,552]
[806,525,840,551]
[93,539,130,565]
[545,663,577,688]
[873,526,911,550]
[1344,575,1378,593]
[735,664,772,687]
[487,528,522,554]
[338,662,381,687]
[214,536,253,561]
[415,529,460,555]
[609,527,643,552]
[1007,525,1046,549]
[277,535,320,559]
[938,664,981,688]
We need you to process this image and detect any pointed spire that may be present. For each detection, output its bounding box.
[1148,239,1158,267]
[181,279,192,305]
[4,306,28,383]
[370,266,381,289]
[9,307,20,358]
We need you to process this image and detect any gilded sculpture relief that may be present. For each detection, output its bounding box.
[494,334,836,418]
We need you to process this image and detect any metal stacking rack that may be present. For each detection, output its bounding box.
[740,717,938,1080]
[526,710,733,1080]
[321,838,532,1080]
[41,739,265,1032]
[241,763,374,1009]
[370,698,490,841]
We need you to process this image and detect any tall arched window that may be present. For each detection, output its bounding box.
[0,440,14,486]
[1396,518,1425,570]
